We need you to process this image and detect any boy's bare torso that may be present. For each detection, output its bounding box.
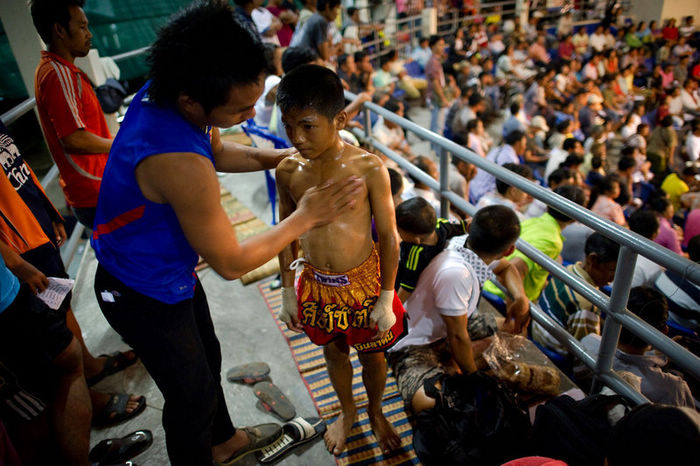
[278,142,380,272]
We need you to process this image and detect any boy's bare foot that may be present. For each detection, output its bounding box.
[368,411,401,453]
[324,408,357,455]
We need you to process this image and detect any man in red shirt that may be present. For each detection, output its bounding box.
[32,0,113,229]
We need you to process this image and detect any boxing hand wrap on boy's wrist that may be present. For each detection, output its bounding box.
[370,289,396,332]
[280,287,298,324]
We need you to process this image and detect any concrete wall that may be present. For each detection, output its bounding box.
[660,0,700,24]
[627,0,665,24]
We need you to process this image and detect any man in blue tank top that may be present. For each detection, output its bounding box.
[91,3,360,465]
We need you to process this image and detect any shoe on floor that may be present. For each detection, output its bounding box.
[216,423,283,465]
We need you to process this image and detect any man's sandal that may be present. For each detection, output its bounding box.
[216,423,283,465]
[253,381,296,421]
[89,430,153,465]
[88,351,139,386]
[226,362,270,384]
[256,417,326,464]
[92,393,147,428]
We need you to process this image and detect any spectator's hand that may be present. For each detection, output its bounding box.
[503,296,530,334]
[52,222,67,247]
[370,289,396,341]
[12,260,49,294]
[297,176,363,228]
[280,287,303,332]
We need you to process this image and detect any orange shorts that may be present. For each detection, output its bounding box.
[296,247,406,353]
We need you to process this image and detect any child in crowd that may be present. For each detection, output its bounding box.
[276,65,405,455]
[394,197,467,302]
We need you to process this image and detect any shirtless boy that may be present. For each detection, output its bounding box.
[276,65,407,455]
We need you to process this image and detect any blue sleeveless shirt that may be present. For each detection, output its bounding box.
[92,83,214,304]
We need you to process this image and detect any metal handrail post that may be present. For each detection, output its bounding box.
[595,247,638,380]
[0,97,36,126]
[439,148,449,218]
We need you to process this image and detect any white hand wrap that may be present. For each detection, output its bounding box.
[370,289,396,332]
[280,287,298,324]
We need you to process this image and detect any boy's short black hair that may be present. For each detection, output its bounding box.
[388,168,403,196]
[317,0,341,10]
[496,163,534,195]
[282,47,319,74]
[383,98,401,114]
[468,205,521,255]
[30,0,85,45]
[562,137,580,151]
[468,93,484,107]
[628,209,659,239]
[353,50,368,63]
[277,64,345,120]
[428,35,442,48]
[146,1,266,113]
[395,197,436,235]
[547,185,585,222]
[504,130,525,146]
[548,167,573,187]
[647,194,670,214]
[338,53,351,68]
[621,287,668,348]
[466,118,481,132]
[618,156,637,171]
[620,146,637,158]
[585,232,620,263]
[608,404,700,466]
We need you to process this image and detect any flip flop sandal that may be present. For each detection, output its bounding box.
[89,430,153,465]
[88,351,139,386]
[226,362,270,384]
[256,417,326,464]
[92,393,147,428]
[253,381,296,421]
[216,423,283,465]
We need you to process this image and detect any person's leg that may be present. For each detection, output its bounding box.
[51,337,91,466]
[356,351,401,453]
[95,266,222,466]
[322,338,357,455]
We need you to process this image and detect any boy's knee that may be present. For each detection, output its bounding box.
[357,351,386,369]
[323,340,350,364]
[53,337,83,376]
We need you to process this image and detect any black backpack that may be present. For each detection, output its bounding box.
[413,371,532,466]
[95,78,127,114]
[530,393,629,466]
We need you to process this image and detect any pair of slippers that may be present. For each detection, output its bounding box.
[226,362,326,463]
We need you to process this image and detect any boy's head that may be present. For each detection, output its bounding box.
[548,168,574,189]
[277,65,346,158]
[583,233,620,287]
[146,1,266,125]
[282,46,321,74]
[628,209,659,240]
[496,163,534,206]
[395,197,436,242]
[388,168,404,207]
[608,404,700,466]
[547,185,586,224]
[467,205,521,259]
[621,287,668,349]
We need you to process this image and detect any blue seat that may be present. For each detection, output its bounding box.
[480,290,506,315]
[403,61,425,79]
[241,119,291,225]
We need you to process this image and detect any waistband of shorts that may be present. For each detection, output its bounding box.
[301,245,379,286]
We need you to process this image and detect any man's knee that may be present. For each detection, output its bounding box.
[52,338,83,377]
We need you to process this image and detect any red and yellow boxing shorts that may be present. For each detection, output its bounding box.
[295,247,407,353]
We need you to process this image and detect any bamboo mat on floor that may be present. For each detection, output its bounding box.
[196,187,280,284]
[258,277,420,465]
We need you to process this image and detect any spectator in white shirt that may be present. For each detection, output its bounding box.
[686,119,700,162]
[629,210,664,288]
[590,25,607,53]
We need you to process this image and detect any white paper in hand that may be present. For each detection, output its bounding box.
[36,277,75,310]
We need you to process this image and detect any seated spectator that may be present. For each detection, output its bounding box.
[372,98,415,159]
[529,35,550,66]
[684,209,700,249]
[476,163,534,220]
[451,94,486,145]
[525,167,576,219]
[403,156,441,215]
[647,116,678,177]
[581,287,696,408]
[387,206,527,413]
[372,54,396,93]
[289,0,340,62]
[484,185,587,301]
[447,153,477,208]
[589,175,627,226]
[523,115,550,170]
[388,167,404,207]
[411,37,431,71]
[394,197,467,302]
[545,137,584,180]
[685,119,700,162]
[607,404,700,466]
[613,156,637,208]
[585,155,606,188]
[470,130,527,203]
[502,101,527,139]
[629,210,664,287]
[572,27,589,58]
[655,234,700,331]
[561,220,595,265]
[466,118,487,158]
[648,194,684,255]
[533,233,620,354]
[337,53,363,93]
[661,165,699,213]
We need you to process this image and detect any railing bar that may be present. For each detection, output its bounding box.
[344,90,700,285]
[1,98,36,126]
[110,46,150,62]
[60,223,85,267]
[40,165,59,189]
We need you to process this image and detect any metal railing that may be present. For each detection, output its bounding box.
[346,89,700,405]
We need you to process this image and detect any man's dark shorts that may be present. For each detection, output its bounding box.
[0,285,74,413]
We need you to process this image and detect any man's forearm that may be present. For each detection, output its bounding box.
[62,129,112,154]
[449,331,477,374]
[215,141,290,172]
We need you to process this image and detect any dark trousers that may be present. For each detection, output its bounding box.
[94,265,235,465]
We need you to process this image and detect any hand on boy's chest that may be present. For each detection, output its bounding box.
[291,159,370,202]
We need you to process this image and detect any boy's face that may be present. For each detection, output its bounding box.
[282,107,345,159]
[587,256,617,287]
